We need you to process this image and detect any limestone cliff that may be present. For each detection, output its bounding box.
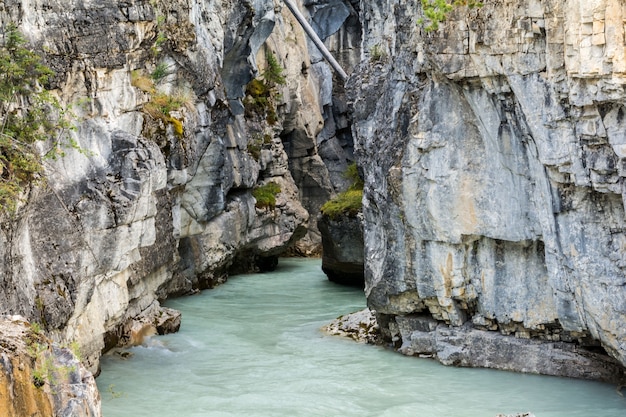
[349,0,626,378]
[0,0,348,375]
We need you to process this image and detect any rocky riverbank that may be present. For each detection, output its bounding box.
[0,316,100,417]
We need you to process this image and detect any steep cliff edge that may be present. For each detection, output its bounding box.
[0,0,331,374]
[349,0,626,377]
[279,0,362,254]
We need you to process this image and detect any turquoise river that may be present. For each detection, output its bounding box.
[97,258,626,417]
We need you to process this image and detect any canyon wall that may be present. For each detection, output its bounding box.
[4,0,625,406]
[0,0,357,378]
[280,0,361,253]
[349,0,626,376]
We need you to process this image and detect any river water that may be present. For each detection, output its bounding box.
[97,258,626,417]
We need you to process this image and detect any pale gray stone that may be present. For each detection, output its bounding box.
[323,308,379,343]
[348,0,626,376]
[0,0,309,377]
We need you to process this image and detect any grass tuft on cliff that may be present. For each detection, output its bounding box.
[320,189,363,220]
[418,0,483,31]
[321,163,364,220]
[132,71,189,138]
[253,181,281,210]
[243,50,285,126]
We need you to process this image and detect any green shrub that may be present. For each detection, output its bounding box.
[0,24,73,214]
[143,92,182,118]
[262,51,286,87]
[244,50,285,125]
[321,189,363,219]
[131,67,191,138]
[252,182,281,210]
[369,44,386,62]
[151,12,168,56]
[247,142,261,161]
[244,79,270,113]
[30,322,43,335]
[418,0,483,32]
[320,163,364,219]
[344,162,364,190]
[150,62,168,82]
[141,91,187,136]
[247,134,272,161]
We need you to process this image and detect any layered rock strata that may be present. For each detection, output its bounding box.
[393,315,625,383]
[0,0,337,374]
[349,0,626,377]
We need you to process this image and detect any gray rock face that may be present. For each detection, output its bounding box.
[318,213,364,285]
[394,315,625,383]
[348,0,626,376]
[0,0,312,376]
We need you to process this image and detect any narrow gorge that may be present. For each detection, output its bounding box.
[0,0,625,415]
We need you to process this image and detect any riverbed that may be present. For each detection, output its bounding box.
[97,258,626,416]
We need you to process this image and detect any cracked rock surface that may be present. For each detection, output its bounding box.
[349,0,626,377]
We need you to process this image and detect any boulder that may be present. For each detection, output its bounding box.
[318,212,364,286]
[0,316,101,417]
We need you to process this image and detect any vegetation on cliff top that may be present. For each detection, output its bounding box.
[321,163,364,220]
[419,0,483,31]
[0,25,73,214]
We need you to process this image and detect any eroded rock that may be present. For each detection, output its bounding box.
[0,316,101,417]
[349,0,626,376]
[323,308,380,344]
[392,315,625,383]
[0,0,309,375]
[318,212,364,286]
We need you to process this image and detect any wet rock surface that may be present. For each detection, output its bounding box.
[323,308,379,344]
